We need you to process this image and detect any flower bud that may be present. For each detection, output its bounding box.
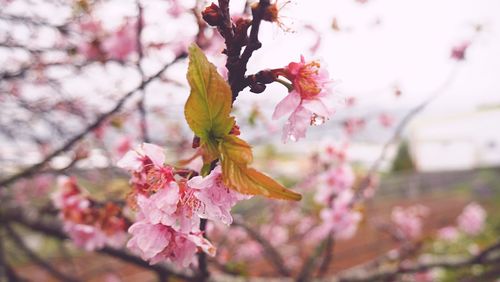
[202,3,223,26]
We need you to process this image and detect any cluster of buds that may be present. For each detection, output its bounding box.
[118,143,249,266]
[51,177,128,251]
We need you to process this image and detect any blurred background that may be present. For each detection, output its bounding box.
[1,0,499,281]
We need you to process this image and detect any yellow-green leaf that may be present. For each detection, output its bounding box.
[184,44,234,143]
[219,136,302,201]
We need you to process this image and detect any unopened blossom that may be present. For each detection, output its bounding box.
[457,202,486,236]
[315,164,355,203]
[391,205,429,240]
[451,40,471,61]
[188,166,249,225]
[273,56,336,142]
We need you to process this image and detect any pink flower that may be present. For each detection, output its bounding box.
[378,113,394,128]
[63,222,107,251]
[391,205,429,240]
[273,56,336,142]
[457,202,486,236]
[315,164,355,203]
[136,182,182,226]
[117,143,165,172]
[312,190,362,240]
[115,136,132,158]
[117,143,174,194]
[127,221,215,266]
[451,40,471,61]
[102,20,137,61]
[437,226,459,241]
[188,166,249,225]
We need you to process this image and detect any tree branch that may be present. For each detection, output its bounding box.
[0,53,187,188]
[233,218,291,277]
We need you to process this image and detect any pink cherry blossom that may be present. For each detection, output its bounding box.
[103,20,137,61]
[457,202,486,236]
[273,56,336,142]
[391,205,429,240]
[188,166,249,225]
[315,164,355,203]
[127,220,215,267]
[437,226,459,241]
[312,190,362,240]
[117,143,174,194]
[63,222,108,251]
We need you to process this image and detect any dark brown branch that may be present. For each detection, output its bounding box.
[0,53,187,188]
[0,209,192,281]
[196,218,210,281]
[233,218,291,277]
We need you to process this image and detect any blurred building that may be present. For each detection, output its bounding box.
[409,108,500,171]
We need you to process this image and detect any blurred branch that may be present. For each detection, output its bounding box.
[336,240,500,282]
[4,225,79,282]
[0,53,187,189]
[136,0,149,143]
[233,218,291,277]
[0,209,192,281]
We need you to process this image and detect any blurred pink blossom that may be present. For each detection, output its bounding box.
[315,164,355,203]
[457,202,486,236]
[391,205,429,240]
[103,20,138,61]
[450,40,471,61]
[437,226,459,241]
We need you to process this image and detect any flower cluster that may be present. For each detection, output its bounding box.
[437,202,487,241]
[273,56,336,143]
[457,202,486,236]
[51,177,128,251]
[391,205,429,240]
[118,143,248,266]
[77,19,137,61]
[311,145,361,240]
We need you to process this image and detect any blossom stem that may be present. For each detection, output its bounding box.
[275,77,293,92]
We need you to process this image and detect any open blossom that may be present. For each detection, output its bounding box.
[273,56,336,142]
[117,143,174,196]
[127,221,214,267]
[188,166,249,225]
[315,164,355,203]
[457,202,486,236]
[391,205,429,240]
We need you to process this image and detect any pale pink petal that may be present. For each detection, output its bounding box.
[272,90,301,120]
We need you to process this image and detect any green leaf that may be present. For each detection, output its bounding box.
[184,44,234,144]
